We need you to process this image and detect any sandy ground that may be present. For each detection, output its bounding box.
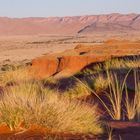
[0,36,77,64]
[0,34,140,65]
[0,35,104,65]
[0,35,140,139]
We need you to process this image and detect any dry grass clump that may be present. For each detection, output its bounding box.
[104,58,140,70]
[125,71,140,121]
[93,75,110,93]
[0,56,140,138]
[92,64,103,73]
[82,64,103,75]
[0,82,103,135]
[82,58,140,76]
[106,126,114,140]
[89,69,140,122]
[136,87,140,121]
[0,67,32,86]
[0,64,15,72]
[65,81,91,99]
[125,88,137,121]
[83,72,126,120]
[79,58,140,121]
[105,73,125,120]
[125,60,140,69]
[104,59,124,70]
[80,70,130,121]
[92,70,137,121]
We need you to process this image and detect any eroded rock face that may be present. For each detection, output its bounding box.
[57,55,110,74]
[32,56,59,78]
[58,56,92,72]
[31,41,140,78]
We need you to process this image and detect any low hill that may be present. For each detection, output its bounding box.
[0,13,140,35]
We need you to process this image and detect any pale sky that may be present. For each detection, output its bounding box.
[0,0,140,17]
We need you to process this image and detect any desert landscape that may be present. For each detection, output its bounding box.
[0,12,140,140]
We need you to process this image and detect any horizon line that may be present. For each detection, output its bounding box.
[0,12,139,19]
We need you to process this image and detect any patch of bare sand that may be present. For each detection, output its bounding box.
[0,36,78,63]
[0,35,140,65]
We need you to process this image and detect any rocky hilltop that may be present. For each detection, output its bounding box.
[0,13,140,35]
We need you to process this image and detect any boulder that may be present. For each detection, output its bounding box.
[31,56,59,78]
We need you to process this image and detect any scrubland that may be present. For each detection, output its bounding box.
[0,36,140,139]
[0,56,140,139]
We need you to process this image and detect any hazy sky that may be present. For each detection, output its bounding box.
[0,0,140,17]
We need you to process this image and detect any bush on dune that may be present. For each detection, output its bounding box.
[0,82,103,135]
[1,58,140,137]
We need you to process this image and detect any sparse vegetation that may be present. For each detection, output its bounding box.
[0,67,33,86]
[65,81,91,99]
[0,64,15,71]
[93,74,110,93]
[104,58,140,70]
[125,87,137,121]
[0,56,140,139]
[0,81,103,135]
[106,126,114,140]
[105,73,124,120]
[83,57,140,75]
[125,71,140,121]
[78,65,140,121]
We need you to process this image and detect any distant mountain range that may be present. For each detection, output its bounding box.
[0,13,140,35]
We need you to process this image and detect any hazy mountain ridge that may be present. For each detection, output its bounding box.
[0,13,140,35]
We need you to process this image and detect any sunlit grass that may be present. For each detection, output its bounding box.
[82,57,140,75]
[65,81,91,99]
[0,56,140,138]
[125,71,140,121]
[106,126,114,140]
[104,58,140,70]
[0,67,33,86]
[93,74,110,93]
[75,70,132,121]
[0,82,103,135]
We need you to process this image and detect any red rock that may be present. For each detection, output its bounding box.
[31,42,140,79]
[57,55,110,74]
[31,56,59,78]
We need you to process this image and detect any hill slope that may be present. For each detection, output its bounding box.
[0,13,140,35]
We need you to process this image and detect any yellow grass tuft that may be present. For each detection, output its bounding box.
[94,75,110,93]
[0,67,32,86]
[65,81,91,99]
[0,81,103,135]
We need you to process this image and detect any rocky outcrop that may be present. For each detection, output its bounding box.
[32,56,59,78]
[31,41,140,79]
